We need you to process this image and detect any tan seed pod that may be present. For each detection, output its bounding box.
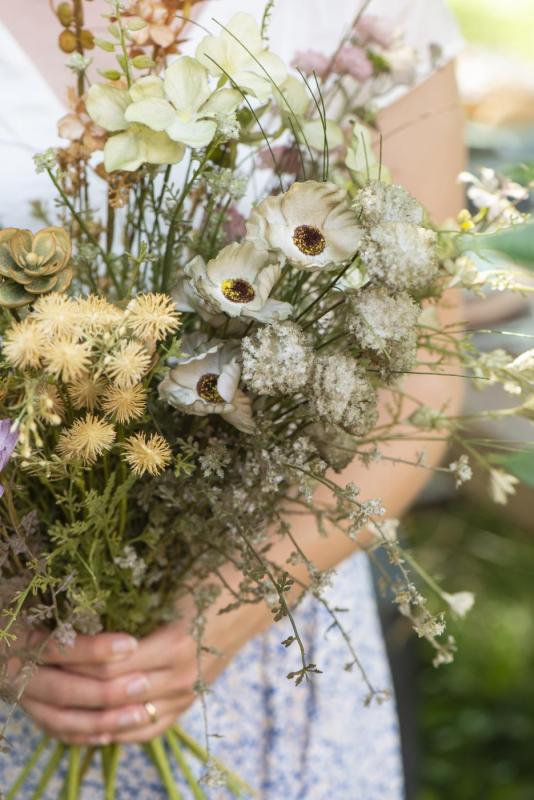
[80,29,95,49]
[59,29,77,53]
[56,2,74,27]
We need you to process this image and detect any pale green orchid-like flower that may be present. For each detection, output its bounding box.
[124,56,242,149]
[277,76,343,152]
[86,77,185,172]
[195,12,287,103]
[345,124,391,185]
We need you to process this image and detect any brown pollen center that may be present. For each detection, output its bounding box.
[292,225,326,256]
[221,278,256,304]
[197,373,224,403]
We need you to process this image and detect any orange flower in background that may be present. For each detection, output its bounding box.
[124,0,204,56]
[58,88,107,153]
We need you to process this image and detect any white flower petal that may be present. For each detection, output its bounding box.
[165,117,217,148]
[165,56,211,112]
[138,129,185,166]
[125,98,177,131]
[86,84,130,132]
[201,88,242,115]
[129,75,165,102]
[104,130,143,172]
[221,389,256,434]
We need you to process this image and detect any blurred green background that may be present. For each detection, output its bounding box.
[404,4,534,798]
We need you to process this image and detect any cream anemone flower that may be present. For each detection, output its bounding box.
[158,333,254,434]
[124,57,241,149]
[86,77,184,172]
[247,181,362,271]
[195,12,287,103]
[174,242,291,323]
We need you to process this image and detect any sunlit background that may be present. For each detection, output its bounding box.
[389,3,534,798]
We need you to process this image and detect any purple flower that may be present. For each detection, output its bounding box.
[0,419,18,498]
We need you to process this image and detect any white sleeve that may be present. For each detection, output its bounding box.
[369,0,464,63]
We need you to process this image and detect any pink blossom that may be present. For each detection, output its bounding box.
[355,14,396,49]
[291,50,330,80]
[334,44,373,82]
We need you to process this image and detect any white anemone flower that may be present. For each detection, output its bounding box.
[175,241,292,323]
[195,12,287,102]
[158,334,254,433]
[247,181,362,271]
[86,78,184,172]
[124,56,241,149]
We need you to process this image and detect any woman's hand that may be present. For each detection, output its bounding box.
[14,590,270,746]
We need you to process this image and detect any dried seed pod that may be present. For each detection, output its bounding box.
[56,2,74,27]
[80,29,95,49]
[59,29,77,53]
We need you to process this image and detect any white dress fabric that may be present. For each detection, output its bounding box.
[0,2,462,798]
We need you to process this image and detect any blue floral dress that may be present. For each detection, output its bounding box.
[1,554,404,799]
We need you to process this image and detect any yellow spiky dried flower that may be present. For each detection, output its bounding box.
[57,413,116,464]
[68,375,107,411]
[75,296,123,334]
[122,432,172,476]
[125,293,180,342]
[43,338,92,382]
[31,293,79,337]
[101,384,147,424]
[3,319,45,369]
[105,340,152,389]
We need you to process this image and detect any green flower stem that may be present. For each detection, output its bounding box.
[45,169,119,294]
[66,746,81,800]
[166,730,207,800]
[31,742,65,800]
[145,738,183,800]
[5,734,49,800]
[101,743,122,800]
[173,726,255,798]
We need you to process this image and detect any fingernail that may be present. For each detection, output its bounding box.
[127,676,150,697]
[111,636,138,658]
[89,734,112,746]
[118,709,145,729]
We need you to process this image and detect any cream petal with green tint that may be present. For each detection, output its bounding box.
[201,88,242,114]
[164,57,211,114]
[129,75,165,102]
[104,130,143,172]
[165,117,217,148]
[139,129,185,166]
[125,98,177,132]
[86,84,130,132]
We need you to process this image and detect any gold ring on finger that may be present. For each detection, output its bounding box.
[144,701,158,725]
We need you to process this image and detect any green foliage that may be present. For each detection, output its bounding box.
[478,224,534,268]
[405,500,534,799]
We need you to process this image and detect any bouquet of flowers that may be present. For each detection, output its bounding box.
[1,0,533,797]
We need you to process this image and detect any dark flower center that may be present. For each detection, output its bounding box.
[196,373,224,403]
[221,278,256,304]
[292,225,326,256]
